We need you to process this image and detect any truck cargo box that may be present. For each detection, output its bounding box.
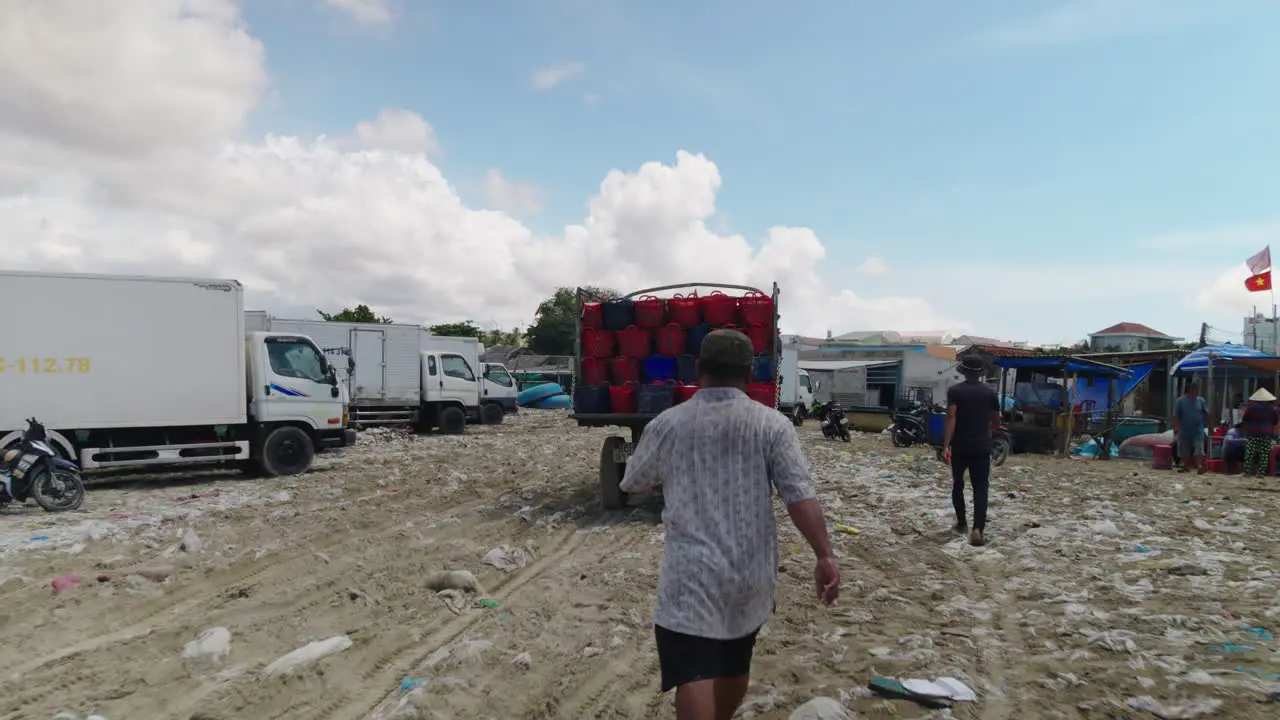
[0,271,247,430]
[245,314,422,404]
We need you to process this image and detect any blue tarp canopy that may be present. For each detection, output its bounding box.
[1171,343,1280,373]
[993,355,1131,378]
[1072,361,1159,417]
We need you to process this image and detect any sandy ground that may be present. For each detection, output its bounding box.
[2,411,1279,720]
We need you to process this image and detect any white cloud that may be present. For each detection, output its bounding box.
[975,0,1197,49]
[325,0,394,25]
[531,62,585,91]
[0,1,953,338]
[347,108,439,154]
[484,169,544,215]
[855,256,889,277]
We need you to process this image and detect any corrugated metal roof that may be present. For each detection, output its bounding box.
[799,359,899,371]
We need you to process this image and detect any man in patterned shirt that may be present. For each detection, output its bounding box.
[621,329,839,720]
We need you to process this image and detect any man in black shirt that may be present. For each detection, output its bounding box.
[944,355,1001,547]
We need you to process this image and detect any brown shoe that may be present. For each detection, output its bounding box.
[969,529,986,547]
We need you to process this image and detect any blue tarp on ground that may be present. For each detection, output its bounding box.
[1172,343,1280,373]
[1070,361,1160,417]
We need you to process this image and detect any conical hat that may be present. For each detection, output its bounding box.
[1250,388,1276,402]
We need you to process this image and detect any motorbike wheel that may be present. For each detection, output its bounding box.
[840,427,851,442]
[890,427,914,448]
[991,435,1011,468]
[32,468,85,512]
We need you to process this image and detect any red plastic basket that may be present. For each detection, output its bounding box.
[633,295,667,329]
[617,325,653,358]
[738,290,774,327]
[747,382,776,407]
[699,291,737,327]
[675,384,699,404]
[581,329,615,359]
[582,299,604,330]
[655,323,687,357]
[668,292,701,328]
[609,382,637,414]
[582,358,608,386]
[609,356,641,384]
[744,323,770,356]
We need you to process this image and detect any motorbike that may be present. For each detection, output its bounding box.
[889,400,932,448]
[1,418,85,512]
[814,400,851,442]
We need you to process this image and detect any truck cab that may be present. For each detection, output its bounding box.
[248,332,353,446]
[418,349,481,434]
[797,369,814,412]
[480,362,518,422]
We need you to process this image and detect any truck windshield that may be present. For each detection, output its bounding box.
[486,365,513,387]
[441,354,475,381]
[800,375,812,392]
[266,337,328,383]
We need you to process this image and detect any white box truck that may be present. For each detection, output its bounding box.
[0,271,355,476]
[420,334,517,425]
[244,314,483,433]
[778,346,815,424]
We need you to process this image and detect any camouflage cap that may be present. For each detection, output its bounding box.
[699,329,755,368]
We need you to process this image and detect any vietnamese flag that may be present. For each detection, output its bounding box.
[1246,271,1272,292]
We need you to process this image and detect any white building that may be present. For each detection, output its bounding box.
[1088,322,1180,353]
[1244,314,1280,354]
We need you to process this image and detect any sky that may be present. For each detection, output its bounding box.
[3,0,1280,345]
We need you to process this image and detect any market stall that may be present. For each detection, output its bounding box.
[992,355,1131,457]
[1170,343,1280,424]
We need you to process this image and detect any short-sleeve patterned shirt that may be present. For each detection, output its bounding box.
[619,386,817,640]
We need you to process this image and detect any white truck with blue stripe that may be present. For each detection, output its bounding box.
[0,271,355,476]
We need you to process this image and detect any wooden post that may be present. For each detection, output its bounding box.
[1062,370,1075,457]
[1102,375,1115,460]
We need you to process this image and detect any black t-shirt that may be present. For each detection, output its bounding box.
[947,381,999,454]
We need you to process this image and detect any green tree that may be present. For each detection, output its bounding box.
[526,286,619,355]
[429,321,484,339]
[318,304,392,323]
[482,327,524,347]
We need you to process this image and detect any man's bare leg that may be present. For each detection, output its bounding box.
[675,679,717,720]
[713,675,751,720]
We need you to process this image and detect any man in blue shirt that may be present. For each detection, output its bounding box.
[1172,383,1208,474]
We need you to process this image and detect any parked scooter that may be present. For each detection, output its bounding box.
[889,400,932,447]
[1,418,85,512]
[814,400,851,442]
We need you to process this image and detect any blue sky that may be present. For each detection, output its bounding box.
[240,0,1280,344]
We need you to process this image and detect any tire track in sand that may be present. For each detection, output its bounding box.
[294,527,591,720]
[964,547,1025,720]
[7,494,460,682]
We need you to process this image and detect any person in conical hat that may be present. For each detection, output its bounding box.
[1241,387,1279,478]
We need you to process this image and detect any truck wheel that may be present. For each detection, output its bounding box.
[261,426,315,477]
[600,437,629,510]
[439,406,467,435]
[480,403,505,426]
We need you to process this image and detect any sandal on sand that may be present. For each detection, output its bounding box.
[952,521,968,535]
[969,529,986,547]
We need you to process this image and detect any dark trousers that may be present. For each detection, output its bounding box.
[951,449,990,531]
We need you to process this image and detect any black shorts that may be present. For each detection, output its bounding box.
[654,624,760,692]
